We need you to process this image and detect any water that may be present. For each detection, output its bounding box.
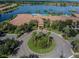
[0,5,79,22]
[4,0,79,2]
[24,0,79,2]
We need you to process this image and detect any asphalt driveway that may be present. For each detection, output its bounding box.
[42,32,73,58]
[9,31,73,58]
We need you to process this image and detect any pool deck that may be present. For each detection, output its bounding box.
[10,14,79,26]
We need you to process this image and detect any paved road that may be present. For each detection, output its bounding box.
[9,31,73,58]
[41,32,73,58]
[9,32,32,58]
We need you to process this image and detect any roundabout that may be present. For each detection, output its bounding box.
[9,30,73,58]
[27,31,56,54]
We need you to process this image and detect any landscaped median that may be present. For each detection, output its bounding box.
[28,31,56,54]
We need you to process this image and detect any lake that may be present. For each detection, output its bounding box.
[4,0,79,2]
[0,4,79,22]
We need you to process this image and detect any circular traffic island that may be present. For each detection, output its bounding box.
[28,31,55,54]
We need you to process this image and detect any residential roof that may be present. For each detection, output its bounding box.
[10,14,79,26]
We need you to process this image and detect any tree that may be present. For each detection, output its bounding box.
[51,21,59,30]
[69,29,78,37]
[19,23,28,32]
[63,26,70,36]
[3,23,17,33]
[44,19,50,28]
[71,40,79,52]
[0,38,20,57]
[65,20,73,25]
[26,20,38,32]
[58,21,66,31]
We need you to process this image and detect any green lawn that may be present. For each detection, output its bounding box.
[28,31,56,54]
[28,39,55,54]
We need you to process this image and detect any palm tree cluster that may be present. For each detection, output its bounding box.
[31,31,52,48]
